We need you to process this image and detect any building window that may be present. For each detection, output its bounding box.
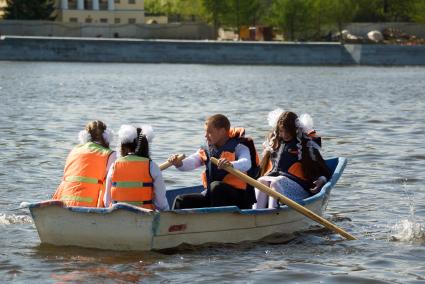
[115,0,120,3]
[114,18,121,24]
[128,18,136,24]
[85,17,93,23]
[99,0,107,9]
[84,0,92,9]
[128,0,135,4]
[68,0,77,9]
[100,18,108,23]
[69,17,78,23]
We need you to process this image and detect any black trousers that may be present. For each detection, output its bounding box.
[173,181,252,210]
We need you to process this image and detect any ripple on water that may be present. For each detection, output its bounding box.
[0,259,23,282]
[323,275,393,284]
[407,154,425,160]
[1,63,425,283]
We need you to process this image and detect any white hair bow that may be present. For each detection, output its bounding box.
[267,108,284,128]
[118,124,154,145]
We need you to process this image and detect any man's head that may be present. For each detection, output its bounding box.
[204,114,230,146]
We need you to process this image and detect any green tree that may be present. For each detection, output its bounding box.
[352,0,385,22]
[221,0,263,37]
[144,0,166,15]
[173,0,203,20]
[411,0,425,24]
[382,0,416,21]
[268,0,310,41]
[351,0,420,22]
[201,0,227,37]
[307,0,334,40]
[325,0,358,41]
[3,0,56,20]
[145,0,204,22]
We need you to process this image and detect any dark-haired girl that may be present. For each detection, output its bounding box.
[103,124,169,210]
[254,110,331,209]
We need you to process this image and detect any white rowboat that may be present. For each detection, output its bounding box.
[28,157,347,251]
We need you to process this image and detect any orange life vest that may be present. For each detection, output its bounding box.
[53,142,113,207]
[110,155,154,210]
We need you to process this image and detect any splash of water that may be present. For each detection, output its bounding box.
[391,219,424,243]
[0,213,33,225]
[390,180,425,243]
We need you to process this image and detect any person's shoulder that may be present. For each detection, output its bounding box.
[109,151,117,159]
[235,142,250,151]
[149,160,160,168]
[149,160,163,177]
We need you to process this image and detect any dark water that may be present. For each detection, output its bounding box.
[0,62,424,283]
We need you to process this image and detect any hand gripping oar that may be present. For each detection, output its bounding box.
[210,157,357,240]
[159,154,186,171]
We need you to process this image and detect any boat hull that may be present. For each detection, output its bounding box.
[29,157,346,251]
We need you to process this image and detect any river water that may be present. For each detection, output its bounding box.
[0,62,424,283]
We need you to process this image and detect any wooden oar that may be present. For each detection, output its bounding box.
[210,157,357,240]
[159,154,186,171]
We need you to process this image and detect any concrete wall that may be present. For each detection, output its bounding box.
[0,20,215,40]
[0,36,424,65]
[344,44,425,65]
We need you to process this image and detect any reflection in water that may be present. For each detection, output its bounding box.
[50,265,150,283]
[32,244,162,283]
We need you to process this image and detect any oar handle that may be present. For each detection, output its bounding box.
[210,157,357,240]
[159,154,186,171]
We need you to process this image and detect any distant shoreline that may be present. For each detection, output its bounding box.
[1,36,425,66]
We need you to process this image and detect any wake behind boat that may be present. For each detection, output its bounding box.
[26,157,347,251]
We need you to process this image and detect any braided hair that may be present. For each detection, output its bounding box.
[135,127,150,158]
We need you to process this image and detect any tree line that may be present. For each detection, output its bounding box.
[3,0,425,40]
[146,0,425,40]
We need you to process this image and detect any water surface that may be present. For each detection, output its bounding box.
[0,62,424,283]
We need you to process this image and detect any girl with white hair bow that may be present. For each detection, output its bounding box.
[53,120,116,208]
[103,124,169,211]
[254,110,331,209]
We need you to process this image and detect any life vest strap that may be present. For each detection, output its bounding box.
[60,195,94,203]
[111,181,154,188]
[65,175,100,184]
[112,200,153,206]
